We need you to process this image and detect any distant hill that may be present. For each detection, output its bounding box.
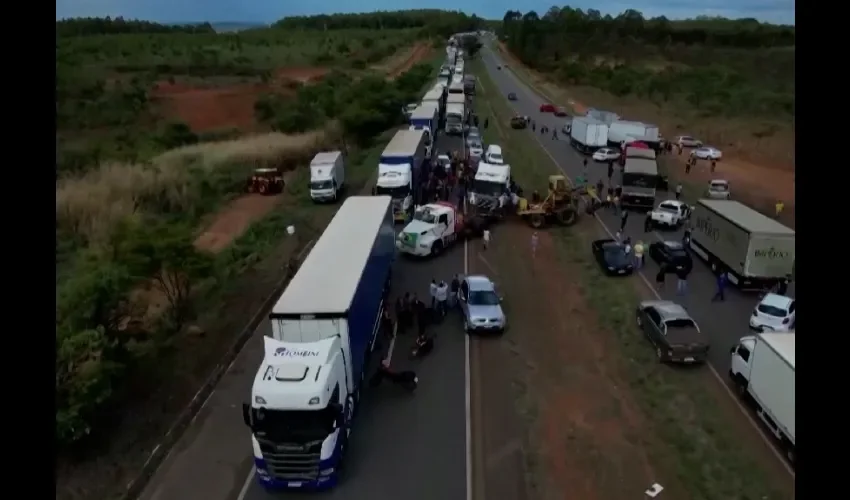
[168,21,267,33]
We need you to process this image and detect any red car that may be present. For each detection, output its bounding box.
[554,106,568,117]
[539,103,556,113]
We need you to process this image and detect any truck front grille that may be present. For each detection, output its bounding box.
[258,438,323,482]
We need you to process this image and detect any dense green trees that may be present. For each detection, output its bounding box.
[57,17,215,37]
[274,9,483,37]
[500,8,794,119]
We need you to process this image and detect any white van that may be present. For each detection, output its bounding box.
[309,151,345,203]
[485,145,505,165]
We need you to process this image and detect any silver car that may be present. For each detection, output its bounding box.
[706,179,731,199]
[459,275,506,334]
[674,135,703,148]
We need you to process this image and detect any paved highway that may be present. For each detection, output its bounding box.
[140,131,470,500]
[478,45,795,374]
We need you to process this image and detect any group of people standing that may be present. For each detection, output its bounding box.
[390,275,463,344]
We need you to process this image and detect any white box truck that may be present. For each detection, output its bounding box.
[570,116,609,154]
[690,199,795,290]
[309,151,345,203]
[609,120,660,146]
[422,88,444,117]
[243,196,395,491]
[730,332,795,464]
[445,98,466,135]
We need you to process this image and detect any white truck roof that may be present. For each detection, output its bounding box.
[447,94,465,105]
[383,130,424,157]
[410,105,437,120]
[423,89,443,101]
[310,151,342,165]
[699,199,795,235]
[272,196,392,315]
[476,162,510,182]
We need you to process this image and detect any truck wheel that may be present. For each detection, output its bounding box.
[431,240,444,256]
[710,262,717,272]
[529,213,545,228]
[734,376,748,398]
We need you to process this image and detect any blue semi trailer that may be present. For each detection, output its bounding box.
[242,195,395,491]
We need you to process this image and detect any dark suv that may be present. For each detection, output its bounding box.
[648,240,692,272]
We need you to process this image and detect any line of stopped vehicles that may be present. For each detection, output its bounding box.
[237,41,795,495]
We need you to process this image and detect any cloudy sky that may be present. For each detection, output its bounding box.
[55,0,796,26]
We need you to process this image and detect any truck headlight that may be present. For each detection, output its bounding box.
[320,467,335,476]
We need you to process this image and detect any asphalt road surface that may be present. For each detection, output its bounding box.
[140,132,470,500]
[478,45,795,374]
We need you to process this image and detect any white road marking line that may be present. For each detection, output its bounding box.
[464,180,473,500]
[477,254,497,275]
[512,93,795,478]
[237,468,255,500]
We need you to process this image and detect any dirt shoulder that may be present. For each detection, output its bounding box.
[495,42,795,227]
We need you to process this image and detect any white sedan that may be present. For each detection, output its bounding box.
[592,147,620,162]
[749,293,795,332]
[691,146,723,160]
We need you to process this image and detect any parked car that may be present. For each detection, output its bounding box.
[749,293,796,332]
[508,92,517,101]
[591,239,634,276]
[648,241,692,272]
[592,147,620,162]
[635,300,709,363]
[539,103,556,113]
[436,154,451,171]
[674,135,703,148]
[468,140,484,157]
[459,275,506,334]
[706,179,731,199]
[648,200,690,229]
[691,146,723,160]
[554,106,568,117]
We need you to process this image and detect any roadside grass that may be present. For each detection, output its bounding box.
[474,58,794,500]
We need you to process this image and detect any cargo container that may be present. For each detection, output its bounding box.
[569,116,608,154]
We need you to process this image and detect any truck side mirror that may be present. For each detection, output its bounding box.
[729,346,737,354]
[241,403,252,427]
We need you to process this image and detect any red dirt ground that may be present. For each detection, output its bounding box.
[193,193,285,253]
[471,222,689,499]
[274,66,329,84]
[386,43,434,80]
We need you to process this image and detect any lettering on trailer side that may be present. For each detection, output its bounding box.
[274,346,320,357]
[694,215,720,243]
[754,247,791,260]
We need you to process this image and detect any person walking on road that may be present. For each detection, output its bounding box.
[619,210,629,232]
[775,200,785,219]
[531,231,539,258]
[634,240,645,269]
[450,275,460,308]
[429,279,438,309]
[685,160,692,175]
[712,271,728,302]
[644,212,653,233]
[435,281,449,317]
[552,128,558,140]
[607,163,614,181]
[675,183,683,200]
[776,274,791,295]
[682,225,692,246]
[676,266,690,296]
[482,228,491,250]
[655,264,667,291]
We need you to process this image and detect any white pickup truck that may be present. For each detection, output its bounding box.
[649,200,690,229]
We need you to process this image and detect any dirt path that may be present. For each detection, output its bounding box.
[496,43,795,225]
[472,222,689,499]
[194,193,285,253]
[384,43,433,80]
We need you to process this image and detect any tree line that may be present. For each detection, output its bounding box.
[273,9,483,37]
[500,7,794,119]
[57,17,215,37]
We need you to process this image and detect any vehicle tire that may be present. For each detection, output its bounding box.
[259,182,268,195]
[529,213,545,228]
[431,240,444,257]
[734,376,748,398]
[557,207,578,226]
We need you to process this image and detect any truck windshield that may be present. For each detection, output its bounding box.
[473,179,504,197]
[413,209,437,223]
[376,185,410,199]
[250,407,336,442]
[310,180,333,190]
[446,115,462,125]
[622,173,657,188]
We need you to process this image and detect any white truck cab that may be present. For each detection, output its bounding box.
[376,165,412,220]
[309,151,345,203]
[471,162,512,205]
[243,336,352,489]
[396,202,464,257]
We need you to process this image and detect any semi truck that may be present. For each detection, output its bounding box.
[448,80,464,95]
[409,103,438,159]
[621,147,658,210]
[309,151,345,203]
[376,130,427,223]
[445,97,466,135]
[569,116,609,154]
[690,199,796,290]
[469,162,513,218]
[243,196,395,491]
[397,201,466,257]
[609,120,660,150]
[422,87,445,118]
[729,332,795,464]
[585,108,620,125]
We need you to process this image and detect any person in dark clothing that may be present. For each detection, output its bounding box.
[583,157,588,168]
[776,275,791,295]
[552,128,558,140]
[675,266,690,296]
[396,293,411,334]
[682,226,692,246]
[619,210,629,232]
[532,122,536,132]
[450,275,460,308]
[712,272,728,302]
[685,160,692,174]
[607,164,614,181]
[655,265,667,290]
[644,212,653,233]
[380,308,395,340]
[484,117,489,129]
[711,160,717,172]
[473,114,479,127]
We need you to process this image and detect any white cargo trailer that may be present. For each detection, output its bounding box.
[569,116,608,154]
[609,120,660,144]
[730,332,795,464]
[690,199,795,290]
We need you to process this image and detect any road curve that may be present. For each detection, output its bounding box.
[139,132,469,500]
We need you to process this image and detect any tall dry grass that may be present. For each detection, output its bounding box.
[56,125,339,246]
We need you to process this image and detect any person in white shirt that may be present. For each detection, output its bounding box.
[482,229,491,250]
[435,281,449,317]
[429,279,438,309]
